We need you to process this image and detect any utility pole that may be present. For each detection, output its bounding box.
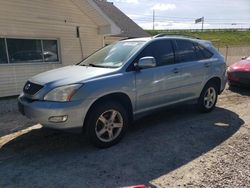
[153,9,155,30]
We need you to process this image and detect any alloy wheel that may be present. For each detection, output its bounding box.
[95,109,123,142]
[204,87,217,109]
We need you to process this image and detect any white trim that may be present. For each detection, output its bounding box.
[41,40,45,62]
[0,35,60,41]
[4,38,10,63]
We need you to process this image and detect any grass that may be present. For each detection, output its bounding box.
[146,30,250,47]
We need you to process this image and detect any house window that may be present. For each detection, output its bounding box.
[0,38,59,64]
[42,40,59,62]
[8,39,43,63]
[0,38,8,64]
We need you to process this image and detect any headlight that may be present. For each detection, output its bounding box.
[44,84,82,102]
[227,67,234,72]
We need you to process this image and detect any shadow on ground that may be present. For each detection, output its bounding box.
[0,105,244,188]
[229,85,250,96]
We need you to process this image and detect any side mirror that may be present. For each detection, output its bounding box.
[136,56,156,69]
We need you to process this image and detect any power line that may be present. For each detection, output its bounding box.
[133,17,250,22]
[133,18,250,24]
[128,14,250,23]
[127,13,250,29]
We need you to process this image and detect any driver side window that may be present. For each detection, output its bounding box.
[136,40,175,67]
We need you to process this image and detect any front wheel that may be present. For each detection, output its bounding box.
[198,83,218,113]
[85,101,128,148]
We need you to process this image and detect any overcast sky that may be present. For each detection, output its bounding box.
[111,0,250,30]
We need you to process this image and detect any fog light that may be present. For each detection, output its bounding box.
[49,115,68,123]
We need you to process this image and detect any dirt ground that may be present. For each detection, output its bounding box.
[0,86,249,188]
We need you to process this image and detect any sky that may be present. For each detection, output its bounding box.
[111,0,250,30]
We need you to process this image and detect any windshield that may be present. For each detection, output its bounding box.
[79,41,145,68]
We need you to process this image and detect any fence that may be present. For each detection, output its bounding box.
[217,45,250,65]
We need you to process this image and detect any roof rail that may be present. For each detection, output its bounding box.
[153,33,200,39]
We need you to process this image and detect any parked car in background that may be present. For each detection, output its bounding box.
[227,56,250,87]
[18,35,227,148]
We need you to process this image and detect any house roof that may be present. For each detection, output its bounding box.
[72,0,121,35]
[93,0,150,38]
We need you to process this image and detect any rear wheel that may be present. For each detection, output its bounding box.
[198,83,218,113]
[85,101,128,148]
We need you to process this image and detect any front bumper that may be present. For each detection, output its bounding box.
[18,96,87,131]
[228,71,250,87]
[228,79,250,87]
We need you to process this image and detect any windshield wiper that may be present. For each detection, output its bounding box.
[88,63,103,67]
[78,63,101,67]
[88,63,116,68]
[79,63,117,68]
[78,63,87,66]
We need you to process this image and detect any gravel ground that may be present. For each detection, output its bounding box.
[0,86,249,188]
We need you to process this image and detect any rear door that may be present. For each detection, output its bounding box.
[172,39,212,98]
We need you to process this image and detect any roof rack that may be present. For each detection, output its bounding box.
[153,33,200,39]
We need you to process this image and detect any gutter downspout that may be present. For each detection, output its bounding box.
[76,26,84,59]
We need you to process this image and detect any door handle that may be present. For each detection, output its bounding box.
[204,62,210,68]
[173,68,179,73]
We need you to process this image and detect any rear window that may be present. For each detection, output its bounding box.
[173,39,197,63]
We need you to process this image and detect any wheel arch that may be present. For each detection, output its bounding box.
[83,92,133,132]
[203,77,222,94]
[197,77,221,113]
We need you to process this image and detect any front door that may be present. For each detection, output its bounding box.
[134,39,183,113]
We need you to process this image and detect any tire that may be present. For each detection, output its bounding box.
[85,101,128,148]
[198,82,218,113]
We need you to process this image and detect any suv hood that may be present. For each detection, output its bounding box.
[30,65,117,86]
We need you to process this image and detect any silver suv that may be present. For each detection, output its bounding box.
[18,35,227,148]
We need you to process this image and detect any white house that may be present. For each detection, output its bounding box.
[0,0,122,97]
[0,0,149,97]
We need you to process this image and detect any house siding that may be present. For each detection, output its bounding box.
[0,0,104,97]
[104,36,127,45]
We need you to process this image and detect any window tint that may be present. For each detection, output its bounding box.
[0,38,7,64]
[137,40,174,66]
[194,43,213,60]
[173,40,196,63]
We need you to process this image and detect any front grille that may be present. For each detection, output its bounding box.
[233,71,250,79]
[231,71,250,85]
[23,81,43,95]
